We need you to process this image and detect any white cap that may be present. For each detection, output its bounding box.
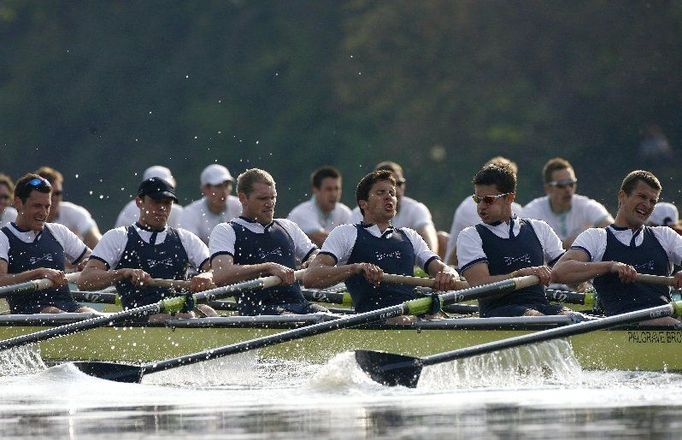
[648,202,679,226]
[143,165,176,188]
[201,164,233,186]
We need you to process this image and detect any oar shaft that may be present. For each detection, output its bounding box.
[0,272,81,297]
[636,274,676,286]
[145,278,191,290]
[422,302,679,367]
[381,274,469,290]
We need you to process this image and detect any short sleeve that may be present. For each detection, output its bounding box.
[209,223,236,260]
[456,226,487,272]
[570,228,607,262]
[90,227,129,268]
[319,224,357,265]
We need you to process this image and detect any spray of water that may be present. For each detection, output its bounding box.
[0,345,46,376]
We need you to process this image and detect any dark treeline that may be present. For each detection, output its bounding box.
[1,1,681,229]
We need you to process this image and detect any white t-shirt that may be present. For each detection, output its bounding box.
[350,196,435,231]
[209,217,316,263]
[180,196,242,244]
[287,198,352,234]
[571,225,682,268]
[0,207,17,228]
[456,217,565,273]
[445,196,524,263]
[91,224,209,270]
[523,194,612,241]
[53,201,98,238]
[115,200,184,229]
[320,223,438,269]
[0,222,88,264]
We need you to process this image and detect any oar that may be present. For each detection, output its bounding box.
[544,288,594,306]
[381,274,469,290]
[0,272,80,298]
[0,271,305,351]
[636,273,679,287]
[354,301,682,388]
[70,275,539,383]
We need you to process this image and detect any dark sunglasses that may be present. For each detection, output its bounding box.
[547,179,577,189]
[27,177,51,189]
[395,178,406,187]
[472,192,512,204]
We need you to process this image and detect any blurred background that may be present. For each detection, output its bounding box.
[1,0,680,230]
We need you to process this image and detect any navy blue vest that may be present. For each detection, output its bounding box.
[114,226,189,309]
[593,227,670,315]
[2,225,74,313]
[231,220,306,314]
[346,225,417,313]
[475,219,548,316]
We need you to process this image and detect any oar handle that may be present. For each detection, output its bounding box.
[18,271,82,291]
[145,278,192,290]
[636,273,676,286]
[381,274,469,290]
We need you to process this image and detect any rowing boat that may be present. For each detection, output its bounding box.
[1,313,680,372]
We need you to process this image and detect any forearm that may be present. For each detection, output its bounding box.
[304,264,359,288]
[77,267,127,290]
[551,260,613,284]
[212,263,275,286]
[0,269,50,286]
[427,260,458,278]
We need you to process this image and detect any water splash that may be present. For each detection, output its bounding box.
[0,345,46,377]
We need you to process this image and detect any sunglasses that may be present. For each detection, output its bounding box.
[472,192,512,204]
[27,177,51,189]
[547,179,577,189]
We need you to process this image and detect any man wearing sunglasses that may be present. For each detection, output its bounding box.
[350,161,439,255]
[180,164,242,244]
[523,158,613,249]
[0,174,96,314]
[456,164,570,318]
[36,166,102,250]
[552,171,682,326]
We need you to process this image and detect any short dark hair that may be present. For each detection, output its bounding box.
[311,166,341,188]
[375,161,403,175]
[484,156,518,175]
[473,164,516,194]
[35,166,64,185]
[0,173,14,196]
[620,170,661,195]
[15,173,52,203]
[356,170,395,216]
[237,168,275,196]
[543,157,572,183]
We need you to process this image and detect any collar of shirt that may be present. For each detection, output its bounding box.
[479,215,519,239]
[609,224,645,247]
[359,222,396,238]
[313,196,334,225]
[235,216,275,233]
[8,222,42,242]
[133,223,168,245]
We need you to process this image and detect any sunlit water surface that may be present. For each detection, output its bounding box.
[0,341,681,439]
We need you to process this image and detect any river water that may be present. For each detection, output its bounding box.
[0,341,680,439]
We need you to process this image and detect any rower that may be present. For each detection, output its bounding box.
[647,202,682,234]
[209,168,326,316]
[304,169,459,324]
[287,166,352,247]
[456,164,570,317]
[552,170,682,326]
[115,165,184,228]
[444,156,524,266]
[523,157,613,249]
[180,164,242,244]
[36,166,102,249]
[0,173,17,228]
[350,161,440,255]
[78,177,217,322]
[0,174,96,314]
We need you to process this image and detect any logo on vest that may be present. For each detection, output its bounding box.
[633,260,656,273]
[375,250,401,261]
[29,254,55,265]
[504,254,532,266]
[259,247,284,260]
[147,257,177,269]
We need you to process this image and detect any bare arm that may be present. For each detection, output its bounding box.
[306,231,329,248]
[77,258,150,290]
[82,226,102,250]
[417,224,439,254]
[0,260,67,287]
[303,253,381,288]
[462,261,551,287]
[211,254,295,286]
[426,259,460,291]
[551,248,632,285]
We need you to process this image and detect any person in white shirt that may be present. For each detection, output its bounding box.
[523,157,613,249]
[36,166,102,249]
[180,164,242,244]
[445,156,524,266]
[115,165,184,229]
[350,161,439,254]
[0,174,17,228]
[79,177,216,322]
[287,166,352,247]
[552,170,682,326]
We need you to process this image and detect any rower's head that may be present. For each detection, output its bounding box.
[311,166,342,214]
[237,168,277,225]
[484,156,518,175]
[356,170,397,224]
[143,165,176,188]
[0,174,14,214]
[616,170,661,229]
[13,173,52,231]
[35,166,63,222]
[135,177,178,230]
[201,164,234,214]
[375,161,405,200]
[472,164,516,225]
[542,158,577,214]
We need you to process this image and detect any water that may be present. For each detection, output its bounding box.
[0,342,681,439]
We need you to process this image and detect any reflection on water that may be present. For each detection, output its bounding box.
[0,341,681,439]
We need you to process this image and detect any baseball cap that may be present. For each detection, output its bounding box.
[201,164,233,186]
[143,165,176,188]
[137,177,178,202]
[648,202,679,226]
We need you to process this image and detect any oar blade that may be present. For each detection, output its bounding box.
[71,361,144,383]
[354,350,423,388]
